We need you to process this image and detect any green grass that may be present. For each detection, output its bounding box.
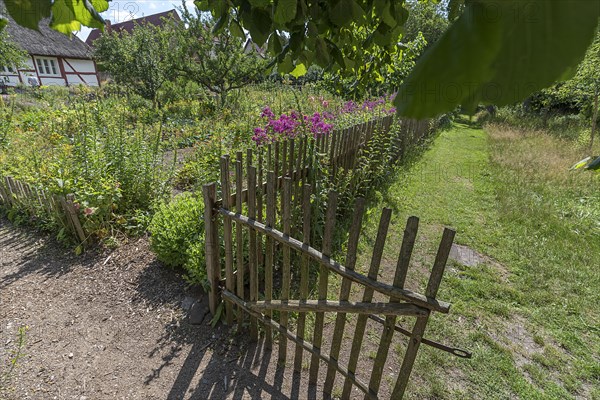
[353,120,600,399]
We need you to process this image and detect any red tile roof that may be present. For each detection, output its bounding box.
[85,9,180,46]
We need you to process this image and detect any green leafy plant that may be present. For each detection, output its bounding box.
[0,325,27,396]
[148,193,207,286]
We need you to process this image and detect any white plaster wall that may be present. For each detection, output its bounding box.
[66,73,99,86]
[0,74,20,86]
[63,58,96,73]
[40,77,67,86]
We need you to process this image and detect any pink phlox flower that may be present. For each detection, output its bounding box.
[260,106,275,119]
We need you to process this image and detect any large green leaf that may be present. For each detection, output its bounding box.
[51,0,80,34]
[243,7,272,46]
[396,0,600,118]
[4,0,52,30]
[63,0,106,29]
[330,0,364,28]
[0,18,7,31]
[274,0,297,25]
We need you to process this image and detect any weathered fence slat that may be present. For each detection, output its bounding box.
[323,197,366,394]
[245,300,427,316]
[294,183,312,372]
[392,228,456,398]
[278,177,293,362]
[264,171,276,348]
[235,153,244,331]
[368,216,419,394]
[309,190,338,384]
[202,183,220,315]
[220,156,234,325]
[248,166,259,340]
[341,208,392,399]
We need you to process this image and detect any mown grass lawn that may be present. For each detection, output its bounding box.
[354,119,599,399]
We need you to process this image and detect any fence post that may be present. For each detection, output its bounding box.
[202,183,221,316]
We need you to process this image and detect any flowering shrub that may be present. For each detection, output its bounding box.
[251,96,395,145]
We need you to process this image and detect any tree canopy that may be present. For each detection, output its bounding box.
[1,0,599,118]
[172,4,268,106]
[94,23,175,106]
[0,28,26,71]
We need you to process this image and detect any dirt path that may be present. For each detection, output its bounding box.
[0,220,325,400]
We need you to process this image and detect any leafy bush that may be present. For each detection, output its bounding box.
[148,193,206,286]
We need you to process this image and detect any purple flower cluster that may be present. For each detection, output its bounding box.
[252,107,335,145]
[361,97,387,111]
[306,112,334,138]
[251,94,396,146]
[340,101,358,114]
[260,106,275,119]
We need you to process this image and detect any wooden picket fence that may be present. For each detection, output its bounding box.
[0,175,86,244]
[201,116,469,398]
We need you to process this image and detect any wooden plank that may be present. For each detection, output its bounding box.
[329,131,337,178]
[323,197,366,394]
[309,190,338,384]
[294,184,312,372]
[246,300,427,316]
[221,290,377,400]
[294,138,303,207]
[288,138,295,177]
[0,178,10,207]
[202,183,220,316]
[279,176,293,362]
[65,194,86,244]
[220,156,235,325]
[368,216,419,394]
[257,148,264,270]
[391,228,456,399]
[235,154,244,331]
[246,147,253,172]
[301,136,308,182]
[264,171,276,348]
[274,141,280,181]
[341,208,392,399]
[282,140,288,177]
[267,143,273,171]
[218,210,451,313]
[248,166,259,340]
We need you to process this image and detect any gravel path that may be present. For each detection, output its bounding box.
[0,219,313,400]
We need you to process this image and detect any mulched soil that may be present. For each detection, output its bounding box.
[0,219,342,400]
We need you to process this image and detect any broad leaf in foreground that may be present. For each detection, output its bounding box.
[396,0,600,117]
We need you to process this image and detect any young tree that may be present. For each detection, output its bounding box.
[171,4,268,107]
[0,28,26,72]
[402,0,449,48]
[94,23,175,107]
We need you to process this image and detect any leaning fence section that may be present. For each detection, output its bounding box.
[0,175,86,244]
[200,115,464,398]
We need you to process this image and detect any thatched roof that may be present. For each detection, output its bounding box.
[85,10,181,46]
[0,1,93,59]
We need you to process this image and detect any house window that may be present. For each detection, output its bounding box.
[35,57,59,76]
[0,65,15,73]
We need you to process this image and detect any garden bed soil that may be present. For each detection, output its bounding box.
[1,219,399,400]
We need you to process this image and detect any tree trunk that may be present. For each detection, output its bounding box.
[591,89,598,151]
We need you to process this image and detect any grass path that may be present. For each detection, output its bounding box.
[354,120,599,399]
